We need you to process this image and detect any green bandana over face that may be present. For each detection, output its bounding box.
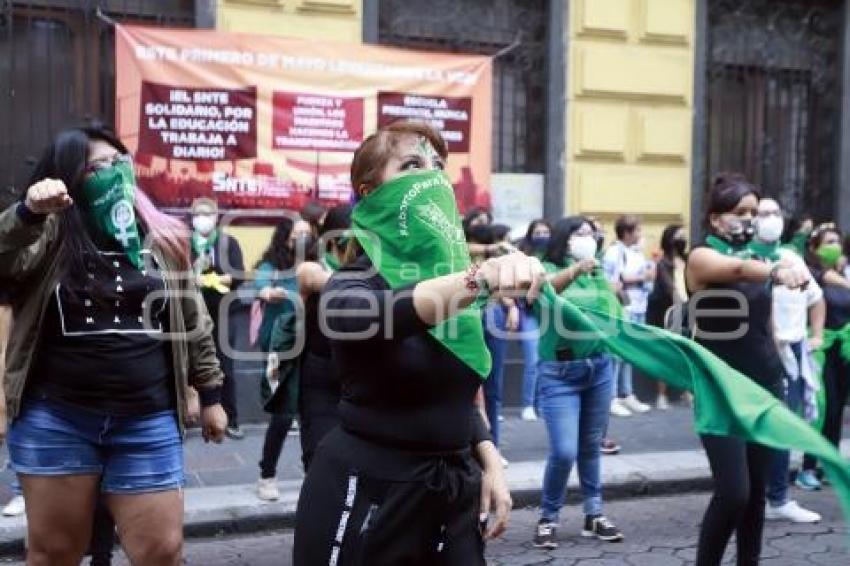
[81,161,142,269]
[351,170,491,378]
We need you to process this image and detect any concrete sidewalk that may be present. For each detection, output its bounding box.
[0,406,847,555]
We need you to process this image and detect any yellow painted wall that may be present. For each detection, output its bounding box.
[567,0,695,253]
[217,0,362,42]
[215,0,363,271]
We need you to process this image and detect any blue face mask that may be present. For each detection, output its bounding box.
[531,236,550,250]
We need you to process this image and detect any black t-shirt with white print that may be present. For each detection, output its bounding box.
[30,249,174,416]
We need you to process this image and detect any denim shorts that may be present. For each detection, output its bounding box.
[7,398,184,494]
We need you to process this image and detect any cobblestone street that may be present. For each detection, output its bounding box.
[9,488,839,565]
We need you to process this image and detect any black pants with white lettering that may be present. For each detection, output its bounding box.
[293,430,484,566]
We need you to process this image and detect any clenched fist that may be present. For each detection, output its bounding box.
[24,178,73,215]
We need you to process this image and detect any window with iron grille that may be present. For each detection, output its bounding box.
[706,0,842,221]
[0,0,195,208]
[377,0,547,174]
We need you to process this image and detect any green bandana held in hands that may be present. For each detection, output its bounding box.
[351,169,492,378]
[81,159,143,269]
[533,283,850,526]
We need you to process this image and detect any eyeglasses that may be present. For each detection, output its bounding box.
[84,153,132,176]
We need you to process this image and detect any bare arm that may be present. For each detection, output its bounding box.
[823,269,850,289]
[686,247,791,291]
[547,258,597,294]
[412,252,545,326]
[808,298,826,347]
[296,261,332,302]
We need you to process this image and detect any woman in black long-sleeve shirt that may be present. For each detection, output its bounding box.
[292,121,545,565]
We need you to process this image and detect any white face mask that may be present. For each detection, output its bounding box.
[756,215,784,243]
[192,214,217,236]
[569,235,598,261]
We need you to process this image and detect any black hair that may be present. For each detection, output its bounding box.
[28,124,130,299]
[543,216,591,266]
[519,218,551,254]
[300,201,327,235]
[704,172,761,229]
[805,223,842,270]
[462,206,492,238]
[614,215,640,240]
[257,218,295,270]
[465,223,494,245]
[318,204,352,255]
[660,223,685,258]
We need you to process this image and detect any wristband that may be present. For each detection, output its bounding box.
[464,263,489,295]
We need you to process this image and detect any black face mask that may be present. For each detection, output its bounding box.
[719,217,754,246]
[673,239,687,257]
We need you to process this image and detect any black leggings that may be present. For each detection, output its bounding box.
[259,413,294,479]
[804,345,850,471]
[697,434,772,566]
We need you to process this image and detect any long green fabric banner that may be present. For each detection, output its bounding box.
[535,283,850,521]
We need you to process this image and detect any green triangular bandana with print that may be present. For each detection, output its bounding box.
[81,161,143,269]
[351,170,492,379]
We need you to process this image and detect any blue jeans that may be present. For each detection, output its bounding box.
[518,308,539,409]
[539,354,614,521]
[613,311,645,397]
[483,303,508,446]
[8,397,183,494]
[767,341,805,506]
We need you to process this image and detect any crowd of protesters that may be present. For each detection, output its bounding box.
[0,121,848,566]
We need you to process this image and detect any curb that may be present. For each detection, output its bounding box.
[0,466,714,559]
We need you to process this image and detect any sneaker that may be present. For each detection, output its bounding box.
[656,394,670,410]
[610,398,632,417]
[1,496,24,517]
[532,519,557,549]
[498,415,505,423]
[256,478,280,501]
[795,469,822,491]
[226,425,245,440]
[621,394,650,414]
[765,500,821,523]
[582,515,624,542]
[600,438,621,455]
[501,456,510,468]
[520,406,538,421]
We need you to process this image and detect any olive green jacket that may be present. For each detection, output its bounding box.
[0,203,223,431]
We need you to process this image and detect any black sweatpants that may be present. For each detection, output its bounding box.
[298,353,341,471]
[697,433,772,566]
[803,345,850,471]
[293,429,484,566]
